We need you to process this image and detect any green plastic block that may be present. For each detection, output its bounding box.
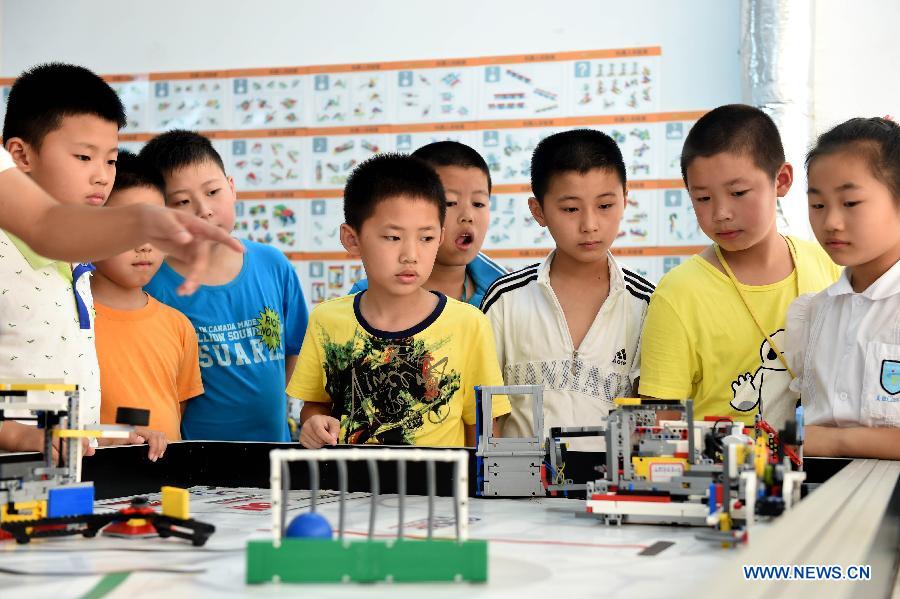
[246,538,488,584]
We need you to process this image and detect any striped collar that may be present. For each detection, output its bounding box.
[536,249,625,293]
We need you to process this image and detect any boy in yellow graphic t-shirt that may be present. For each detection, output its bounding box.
[639,105,840,427]
[288,154,510,447]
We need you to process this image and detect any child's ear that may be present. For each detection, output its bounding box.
[226,175,237,199]
[527,197,547,227]
[438,225,445,246]
[340,223,361,256]
[5,138,34,172]
[775,162,794,198]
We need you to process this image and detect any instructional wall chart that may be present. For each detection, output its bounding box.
[0,48,708,306]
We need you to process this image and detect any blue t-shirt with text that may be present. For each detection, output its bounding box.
[145,240,308,441]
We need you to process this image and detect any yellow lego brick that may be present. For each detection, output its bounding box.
[613,397,643,406]
[54,429,130,439]
[719,511,732,532]
[631,456,689,481]
[161,486,190,520]
[0,381,76,392]
[55,430,103,438]
[1,500,47,523]
[755,437,768,478]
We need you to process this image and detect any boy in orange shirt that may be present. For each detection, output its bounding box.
[93,151,203,451]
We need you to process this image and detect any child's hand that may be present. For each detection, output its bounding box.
[102,427,168,461]
[22,426,95,463]
[133,427,168,462]
[300,415,340,449]
[139,205,244,296]
[52,437,96,463]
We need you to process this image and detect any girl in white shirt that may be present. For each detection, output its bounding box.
[786,117,900,459]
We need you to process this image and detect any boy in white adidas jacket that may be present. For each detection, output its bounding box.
[481,129,651,450]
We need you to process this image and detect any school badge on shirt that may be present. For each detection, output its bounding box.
[880,359,900,396]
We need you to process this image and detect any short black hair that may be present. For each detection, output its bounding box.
[343,153,446,231]
[530,129,626,202]
[412,141,492,192]
[139,129,226,179]
[807,117,900,203]
[111,149,164,196]
[680,104,785,184]
[2,62,126,149]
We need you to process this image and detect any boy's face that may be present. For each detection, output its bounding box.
[685,152,792,252]
[807,151,900,267]
[163,160,237,233]
[434,166,490,267]
[9,113,118,206]
[94,186,166,288]
[340,196,443,297]
[528,168,625,264]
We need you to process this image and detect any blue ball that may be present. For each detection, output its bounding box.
[285,512,333,539]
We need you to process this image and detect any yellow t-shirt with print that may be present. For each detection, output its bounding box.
[287,292,510,447]
[638,237,841,425]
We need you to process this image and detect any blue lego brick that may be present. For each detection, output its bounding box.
[48,485,95,518]
[475,387,484,497]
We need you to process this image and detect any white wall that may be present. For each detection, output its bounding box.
[1,0,741,112]
[814,0,900,134]
[11,1,899,157]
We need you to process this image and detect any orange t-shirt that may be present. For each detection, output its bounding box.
[95,296,204,440]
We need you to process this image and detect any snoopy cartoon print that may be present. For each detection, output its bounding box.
[730,329,792,413]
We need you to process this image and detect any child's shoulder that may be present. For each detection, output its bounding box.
[441,296,494,339]
[149,297,195,330]
[479,262,541,313]
[469,252,508,286]
[650,254,712,298]
[788,235,824,254]
[308,294,355,322]
[444,295,489,320]
[617,260,656,308]
[240,240,303,294]
[242,239,291,268]
[789,235,830,261]
[788,236,842,279]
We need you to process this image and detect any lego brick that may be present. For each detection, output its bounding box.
[115,407,150,426]
[161,486,190,520]
[48,485,94,518]
[585,497,709,519]
[0,380,75,392]
[483,473,543,497]
[614,397,643,406]
[0,460,47,480]
[55,429,131,439]
[590,493,672,503]
[1,500,47,522]
[631,456,688,482]
[246,539,488,584]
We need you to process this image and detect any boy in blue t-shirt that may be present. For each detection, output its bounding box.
[349,141,505,306]
[141,131,308,441]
